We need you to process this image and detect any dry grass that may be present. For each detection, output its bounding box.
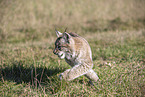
[0,0,145,44]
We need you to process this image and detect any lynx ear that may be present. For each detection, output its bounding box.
[63,32,71,43]
[55,29,63,37]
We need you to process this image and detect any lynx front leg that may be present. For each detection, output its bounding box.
[62,63,92,81]
[85,69,99,82]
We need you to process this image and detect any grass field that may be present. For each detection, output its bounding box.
[0,0,145,96]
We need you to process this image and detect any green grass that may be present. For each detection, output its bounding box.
[0,30,144,96]
[0,0,145,96]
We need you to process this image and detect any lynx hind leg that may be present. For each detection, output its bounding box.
[62,64,92,81]
[85,69,99,82]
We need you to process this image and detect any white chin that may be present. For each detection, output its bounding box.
[58,53,65,59]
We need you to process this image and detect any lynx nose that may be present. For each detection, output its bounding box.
[53,49,58,55]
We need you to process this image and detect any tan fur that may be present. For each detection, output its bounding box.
[53,30,99,82]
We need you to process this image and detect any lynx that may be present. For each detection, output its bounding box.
[53,30,99,83]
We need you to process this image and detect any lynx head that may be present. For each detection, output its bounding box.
[53,30,73,59]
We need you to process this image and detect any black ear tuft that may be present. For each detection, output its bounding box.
[64,28,68,32]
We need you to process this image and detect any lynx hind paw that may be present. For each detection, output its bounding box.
[59,73,63,80]
[89,80,94,86]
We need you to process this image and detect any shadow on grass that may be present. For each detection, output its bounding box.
[0,61,65,85]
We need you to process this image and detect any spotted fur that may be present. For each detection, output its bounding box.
[53,30,99,82]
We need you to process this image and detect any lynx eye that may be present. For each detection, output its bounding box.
[58,47,61,50]
[57,46,61,50]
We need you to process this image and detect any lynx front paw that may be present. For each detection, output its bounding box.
[59,69,70,80]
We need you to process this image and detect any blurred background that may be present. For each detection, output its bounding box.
[0,0,145,45]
